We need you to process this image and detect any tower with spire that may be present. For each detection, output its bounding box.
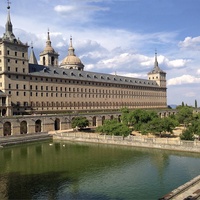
[0,1,29,116]
[148,51,166,88]
[0,2,29,73]
[39,30,59,67]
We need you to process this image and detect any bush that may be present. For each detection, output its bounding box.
[180,129,195,141]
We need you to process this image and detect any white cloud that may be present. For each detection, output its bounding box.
[110,72,146,79]
[179,36,200,50]
[185,92,196,97]
[54,3,109,22]
[139,55,189,69]
[167,59,190,68]
[168,75,200,86]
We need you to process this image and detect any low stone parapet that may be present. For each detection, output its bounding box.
[53,132,200,153]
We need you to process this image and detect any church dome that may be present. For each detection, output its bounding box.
[60,37,84,71]
[61,55,82,65]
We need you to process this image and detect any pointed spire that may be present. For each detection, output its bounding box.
[47,28,50,41]
[2,0,17,42]
[68,36,75,56]
[154,49,159,68]
[29,43,38,64]
[6,0,12,32]
[45,29,52,49]
[148,50,165,74]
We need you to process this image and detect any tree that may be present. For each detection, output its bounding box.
[176,106,193,126]
[127,109,158,130]
[161,117,178,135]
[180,129,195,141]
[146,118,164,136]
[71,117,89,129]
[96,119,131,137]
[195,99,198,108]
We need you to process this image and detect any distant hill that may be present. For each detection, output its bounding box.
[168,104,177,109]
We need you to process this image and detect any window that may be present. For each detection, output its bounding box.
[16,91,19,96]
[23,68,25,73]
[16,75,18,79]
[8,66,10,71]
[15,68,18,72]
[15,52,17,56]
[16,84,19,89]
[7,59,10,62]
[7,50,9,55]
[41,86,43,90]
[23,85,26,89]
[30,85,32,90]
[15,60,17,64]
[22,53,24,57]
[24,92,26,96]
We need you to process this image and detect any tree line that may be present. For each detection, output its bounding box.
[71,106,200,140]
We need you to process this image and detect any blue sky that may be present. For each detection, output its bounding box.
[1,0,200,106]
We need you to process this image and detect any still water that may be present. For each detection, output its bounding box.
[0,140,200,200]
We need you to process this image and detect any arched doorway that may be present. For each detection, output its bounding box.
[110,115,114,120]
[35,120,42,133]
[118,115,121,122]
[3,122,11,136]
[20,121,27,134]
[54,118,60,130]
[92,116,96,127]
[102,116,105,125]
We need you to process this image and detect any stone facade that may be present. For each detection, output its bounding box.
[0,110,175,136]
[0,6,167,117]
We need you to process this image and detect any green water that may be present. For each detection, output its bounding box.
[0,140,200,200]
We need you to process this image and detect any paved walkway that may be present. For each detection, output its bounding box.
[160,175,200,199]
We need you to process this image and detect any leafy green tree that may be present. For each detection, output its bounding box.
[182,101,184,107]
[162,117,179,134]
[71,117,89,129]
[180,128,195,141]
[96,119,131,137]
[128,109,158,130]
[146,118,164,136]
[187,119,200,139]
[176,106,193,126]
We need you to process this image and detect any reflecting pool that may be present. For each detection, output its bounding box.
[0,140,200,199]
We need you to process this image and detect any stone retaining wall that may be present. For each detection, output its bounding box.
[53,132,200,153]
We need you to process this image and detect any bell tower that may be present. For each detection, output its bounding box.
[148,51,166,88]
[39,30,59,67]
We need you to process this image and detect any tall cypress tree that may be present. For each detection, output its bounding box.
[195,99,198,108]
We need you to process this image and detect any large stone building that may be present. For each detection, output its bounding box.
[0,5,167,117]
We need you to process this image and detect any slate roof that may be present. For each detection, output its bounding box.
[29,64,159,88]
